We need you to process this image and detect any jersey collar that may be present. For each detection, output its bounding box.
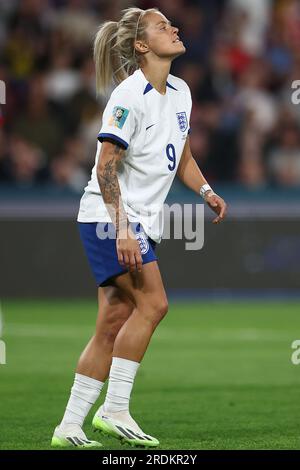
[137,69,178,95]
[143,81,178,94]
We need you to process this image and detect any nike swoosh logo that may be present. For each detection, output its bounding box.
[146,124,155,131]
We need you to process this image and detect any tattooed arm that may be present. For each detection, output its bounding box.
[96,140,142,272]
[97,140,128,233]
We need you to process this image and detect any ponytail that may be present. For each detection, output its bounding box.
[94,21,124,95]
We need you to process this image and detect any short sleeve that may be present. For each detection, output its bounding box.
[98,88,137,150]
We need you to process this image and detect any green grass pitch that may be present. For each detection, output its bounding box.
[1,299,300,450]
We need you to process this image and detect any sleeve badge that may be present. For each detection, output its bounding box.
[108,106,129,129]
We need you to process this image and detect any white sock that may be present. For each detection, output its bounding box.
[60,373,104,427]
[103,357,140,413]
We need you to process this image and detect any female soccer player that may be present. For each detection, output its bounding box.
[51,7,227,449]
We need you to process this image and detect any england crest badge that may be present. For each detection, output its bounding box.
[176,112,188,132]
[135,231,149,255]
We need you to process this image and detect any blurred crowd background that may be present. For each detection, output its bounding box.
[1,0,300,193]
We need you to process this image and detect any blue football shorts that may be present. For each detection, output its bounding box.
[78,221,158,287]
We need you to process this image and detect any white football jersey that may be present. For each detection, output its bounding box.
[77,68,192,242]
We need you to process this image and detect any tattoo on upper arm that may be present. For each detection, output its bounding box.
[113,143,124,156]
[98,158,120,204]
[97,143,126,229]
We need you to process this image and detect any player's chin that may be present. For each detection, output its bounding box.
[169,43,186,59]
[173,41,185,52]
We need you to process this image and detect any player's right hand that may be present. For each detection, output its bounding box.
[116,227,143,273]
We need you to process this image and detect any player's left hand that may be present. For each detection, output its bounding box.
[205,192,227,224]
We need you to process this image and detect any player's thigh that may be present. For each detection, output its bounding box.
[112,261,168,318]
[95,285,135,336]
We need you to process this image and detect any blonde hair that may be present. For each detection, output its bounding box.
[94,7,158,95]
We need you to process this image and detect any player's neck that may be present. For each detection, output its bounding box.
[141,61,171,96]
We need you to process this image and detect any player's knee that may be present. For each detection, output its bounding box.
[101,324,122,343]
[157,299,169,319]
[96,305,132,343]
[144,297,169,327]
[99,321,124,343]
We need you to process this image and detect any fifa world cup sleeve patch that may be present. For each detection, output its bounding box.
[108,106,130,129]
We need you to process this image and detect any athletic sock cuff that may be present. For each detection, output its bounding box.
[74,373,105,391]
[111,357,140,375]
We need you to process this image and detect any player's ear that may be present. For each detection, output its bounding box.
[135,40,149,55]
